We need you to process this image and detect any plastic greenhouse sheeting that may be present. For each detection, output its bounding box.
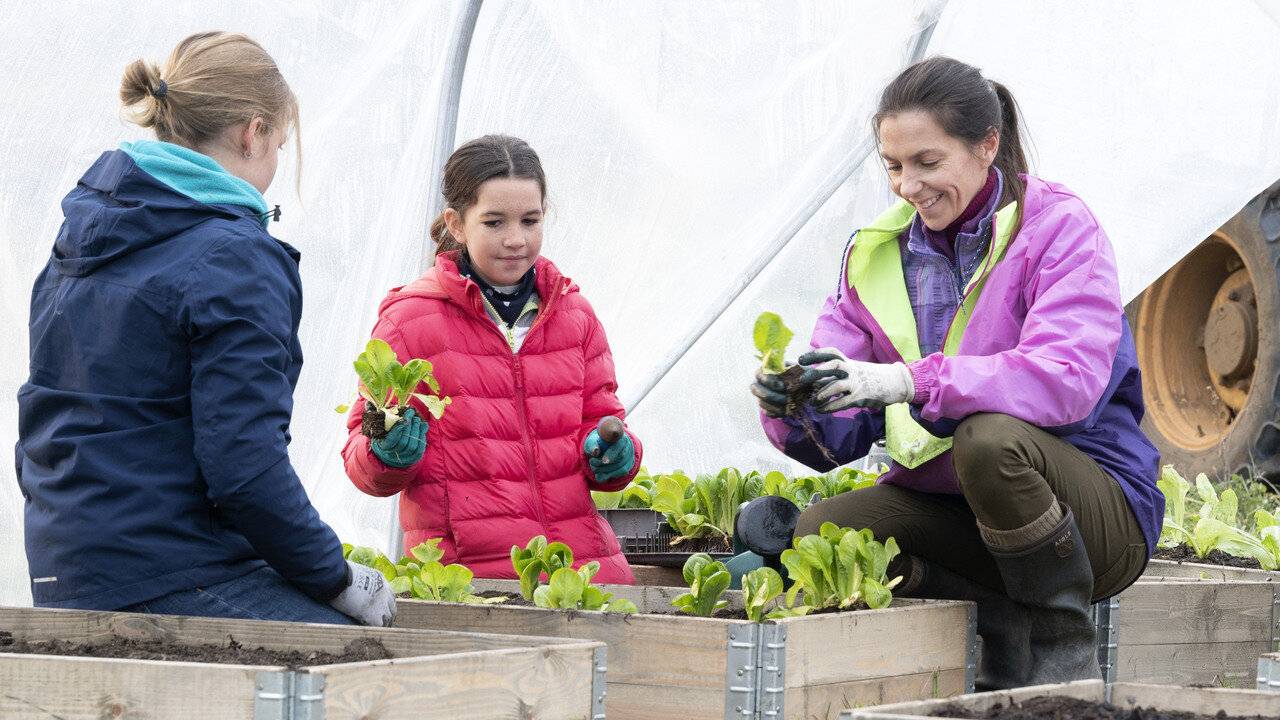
[2,1,1279,607]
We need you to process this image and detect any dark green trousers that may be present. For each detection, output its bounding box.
[797,413,1149,601]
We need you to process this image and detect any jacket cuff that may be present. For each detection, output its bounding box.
[908,360,935,406]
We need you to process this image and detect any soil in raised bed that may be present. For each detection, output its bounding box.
[929,696,1273,720]
[1153,544,1264,570]
[0,631,392,668]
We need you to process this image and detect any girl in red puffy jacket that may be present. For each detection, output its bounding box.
[343,135,640,583]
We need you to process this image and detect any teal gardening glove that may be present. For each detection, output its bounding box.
[371,408,428,468]
[582,416,635,483]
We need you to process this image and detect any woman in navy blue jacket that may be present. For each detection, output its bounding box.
[16,32,394,626]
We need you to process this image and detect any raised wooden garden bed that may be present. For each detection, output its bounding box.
[1102,576,1279,687]
[1147,557,1278,583]
[0,606,604,719]
[395,578,975,720]
[840,679,1280,719]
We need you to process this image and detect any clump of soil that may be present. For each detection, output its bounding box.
[779,365,815,416]
[361,405,389,440]
[929,696,1272,720]
[0,631,392,668]
[1153,544,1264,570]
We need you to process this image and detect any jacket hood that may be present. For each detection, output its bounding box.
[52,149,258,278]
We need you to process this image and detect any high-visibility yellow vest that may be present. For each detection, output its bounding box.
[845,199,1019,468]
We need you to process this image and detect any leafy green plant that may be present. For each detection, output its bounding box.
[336,338,451,435]
[592,468,659,510]
[1157,466,1275,567]
[779,522,903,613]
[510,535,576,601]
[754,312,793,375]
[672,553,731,617]
[651,469,752,546]
[742,566,790,622]
[344,538,503,604]
[532,564,638,613]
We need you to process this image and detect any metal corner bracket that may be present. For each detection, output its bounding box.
[255,670,325,720]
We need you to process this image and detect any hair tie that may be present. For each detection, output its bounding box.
[152,80,168,99]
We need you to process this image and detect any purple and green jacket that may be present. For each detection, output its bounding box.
[761,174,1164,553]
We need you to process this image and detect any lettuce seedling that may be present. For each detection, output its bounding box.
[336,338,452,439]
[511,535,575,601]
[592,468,659,510]
[651,470,749,547]
[779,522,902,612]
[1157,465,1192,548]
[532,563,638,613]
[752,312,837,465]
[672,553,731,617]
[742,566,785,622]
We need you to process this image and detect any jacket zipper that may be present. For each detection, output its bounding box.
[468,282,558,534]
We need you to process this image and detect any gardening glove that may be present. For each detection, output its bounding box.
[371,408,427,468]
[583,418,635,484]
[329,560,397,627]
[798,348,914,413]
[750,369,790,418]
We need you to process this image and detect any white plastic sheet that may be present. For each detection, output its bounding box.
[0,1,468,606]
[3,1,1280,608]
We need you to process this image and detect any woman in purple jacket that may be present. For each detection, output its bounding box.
[751,57,1162,689]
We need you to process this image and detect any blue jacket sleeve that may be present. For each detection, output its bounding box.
[181,230,347,601]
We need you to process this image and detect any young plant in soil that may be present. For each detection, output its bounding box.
[778,522,903,614]
[1156,466,1277,569]
[753,311,838,466]
[336,338,451,440]
[344,539,504,604]
[511,535,576,601]
[742,566,787,622]
[671,553,731,617]
[533,564,638,614]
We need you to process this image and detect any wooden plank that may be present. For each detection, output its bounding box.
[470,577,746,611]
[1115,640,1272,687]
[630,564,685,587]
[320,645,595,720]
[605,682,732,720]
[397,599,735,690]
[1147,559,1279,583]
[839,680,1104,719]
[788,668,966,720]
[780,600,971,687]
[1116,580,1274,644]
[0,606,570,658]
[1112,682,1280,716]
[0,654,261,719]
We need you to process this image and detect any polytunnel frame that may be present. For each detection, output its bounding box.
[392,0,946,554]
[625,1,948,415]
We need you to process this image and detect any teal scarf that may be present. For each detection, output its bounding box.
[121,139,270,226]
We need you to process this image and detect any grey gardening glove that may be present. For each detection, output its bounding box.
[750,369,790,418]
[798,347,914,413]
[329,560,397,627]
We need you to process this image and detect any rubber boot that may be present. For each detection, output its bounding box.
[981,503,1101,684]
[894,555,1031,691]
[724,551,763,590]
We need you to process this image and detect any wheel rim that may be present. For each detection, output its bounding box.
[1135,231,1261,452]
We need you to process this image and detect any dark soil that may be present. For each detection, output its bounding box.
[476,590,528,606]
[930,696,1273,720]
[0,631,391,668]
[780,364,840,467]
[1153,544,1264,570]
[361,405,388,440]
[780,365,814,416]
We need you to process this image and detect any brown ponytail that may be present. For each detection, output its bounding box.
[875,56,1031,236]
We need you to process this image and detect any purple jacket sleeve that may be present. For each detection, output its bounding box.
[760,284,885,470]
[907,198,1121,429]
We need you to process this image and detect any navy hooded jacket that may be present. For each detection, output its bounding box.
[16,149,348,609]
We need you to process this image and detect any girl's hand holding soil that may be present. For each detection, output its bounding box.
[370,408,428,468]
[797,347,914,413]
[583,416,634,483]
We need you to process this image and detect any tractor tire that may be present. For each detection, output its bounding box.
[1126,179,1280,479]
